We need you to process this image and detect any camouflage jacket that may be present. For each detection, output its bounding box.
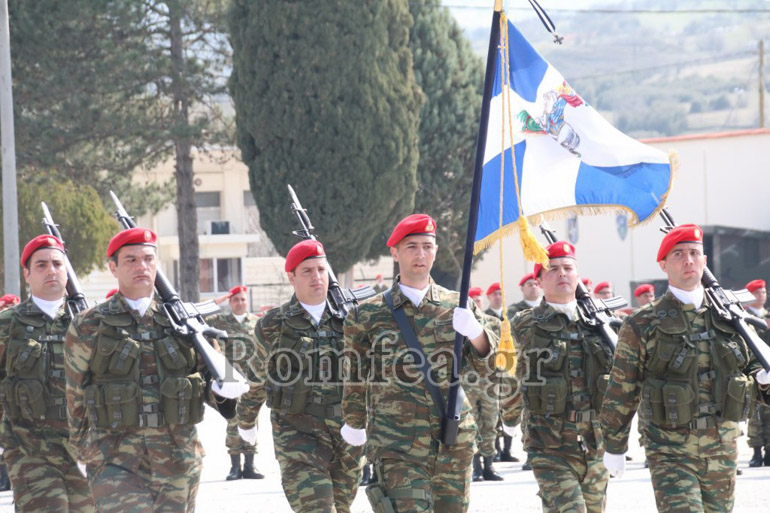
[507,300,533,321]
[237,295,341,430]
[342,277,498,462]
[208,311,260,378]
[64,293,230,459]
[601,290,765,456]
[512,301,612,455]
[0,298,71,440]
[484,308,503,321]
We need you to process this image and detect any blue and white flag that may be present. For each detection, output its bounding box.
[473,19,673,253]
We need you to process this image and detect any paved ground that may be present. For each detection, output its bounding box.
[1,407,768,512]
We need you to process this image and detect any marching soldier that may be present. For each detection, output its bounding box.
[342,213,497,513]
[208,285,264,481]
[237,239,364,512]
[65,228,246,512]
[600,224,770,512]
[0,235,94,511]
[511,241,612,512]
[744,279,770,467]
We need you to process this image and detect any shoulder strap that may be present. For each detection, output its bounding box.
[384,290,446,419]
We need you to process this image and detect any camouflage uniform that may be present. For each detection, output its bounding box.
[601,291,766,512]
[342,278,499,513]
[0,298,94,512]
[746,308,770,460]
[513,301,612,513]
[65,294,233,513]
[208,311,260,456]
[238,295,364,513]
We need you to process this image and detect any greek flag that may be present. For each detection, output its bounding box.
[473,20,673,252]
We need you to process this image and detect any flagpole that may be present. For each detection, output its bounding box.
[443,0,502,445]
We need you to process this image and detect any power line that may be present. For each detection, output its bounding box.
[434,4,770,15]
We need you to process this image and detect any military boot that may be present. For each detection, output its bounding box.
[500,435,519,462]
[242,454,264,479]
[522,453,532,471]
[0,463,10,492]
[493,436,502,462]
[749,447,763,467]
[764,446,770,466]
[360,464,371,486]
[482,456,504,481]
[472,453,484,482]
[226,453,242,481]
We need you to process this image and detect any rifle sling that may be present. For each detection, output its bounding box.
[384,290,448,419]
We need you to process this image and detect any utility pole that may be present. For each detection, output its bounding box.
[760,39,765,128]
[0,0,20,295]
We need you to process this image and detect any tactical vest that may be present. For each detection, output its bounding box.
[637,295,754,429]
[266,304,345,419]
[0,306,69,422]
[83,301,204,429]
[521,309,613,422]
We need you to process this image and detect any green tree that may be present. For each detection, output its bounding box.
[229,0,422,272]
[409,0,483,288]
[0,179,118,294]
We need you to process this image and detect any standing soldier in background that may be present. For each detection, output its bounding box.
[744,279,770,467]
[506,272,542,320]
[372,274,388,294]
[633,284,655,309]
[513,241,612,512]
[208,285,264,481]
[593,282,613,301]
[468,287,484,310]
[0,295,20,312]
[342,214,497,513]
[601,225,770,511]
[467,284,504,482]
[65,228,246,512]
[237,239,364,513]
[0,235,94,512]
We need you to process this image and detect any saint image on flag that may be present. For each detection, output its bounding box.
[473,17,675,254]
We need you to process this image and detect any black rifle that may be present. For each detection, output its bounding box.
[109,191,237,386]
[287,184,377,319]
[41,202,90,317]
[539,222,627,355]
[659,209,770,371]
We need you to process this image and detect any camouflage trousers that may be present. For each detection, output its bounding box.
[646,448,737,513]
[372,438,475,513]
[529,448,608,513]
[464,379,499,457]
[3,425,94,513]
[747,403,770,448]
[84,427,204,513]
[226,416,257,454]
[272,412,364,513]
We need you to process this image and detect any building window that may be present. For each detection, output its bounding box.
[195,191,222,235]
[198,257,242,293]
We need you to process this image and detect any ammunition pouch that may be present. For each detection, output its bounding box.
[160,373,205,425]
[365,461,432,513]
[525,376,568,415]
[722,374,754,422]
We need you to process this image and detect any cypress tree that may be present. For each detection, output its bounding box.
[229,0,422,272]
[409,0,484,289]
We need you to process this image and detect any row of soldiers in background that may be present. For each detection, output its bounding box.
[0,229,250,512]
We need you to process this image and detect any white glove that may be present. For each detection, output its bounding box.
[453,307,484,340]
[341,423,367,446]
[603,452,626,478]
[77,461,87,478]
[0,447,3,456]
[502,423,517,438]
[212,379,250,399]
[756,369,770,385]
[238,426,257,445]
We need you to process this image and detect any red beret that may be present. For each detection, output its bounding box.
[594,281,611,294]
[229,285,247,296]
[21,234,65,267]
[387,214,436,247]
[534,241,576,278]
[105,288,118,299]
[582,278,593,287]
[657,224,703,262]
[375,273,383,280]
[285,240,326,272]
[633,284,655,297]
[486,283,501,295]
[519,273,536,286]
[0,294,20,306]
[746,279,766,293]
[468,287,483,298]
[107,228,157,257]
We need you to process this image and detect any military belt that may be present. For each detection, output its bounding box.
[141,403,159,413]
[688,416,717,430]
[142,374,160,385]
[49,369,65,379]
[567,409,595,423]
[46,406,67,420]
[305,402,342,419]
